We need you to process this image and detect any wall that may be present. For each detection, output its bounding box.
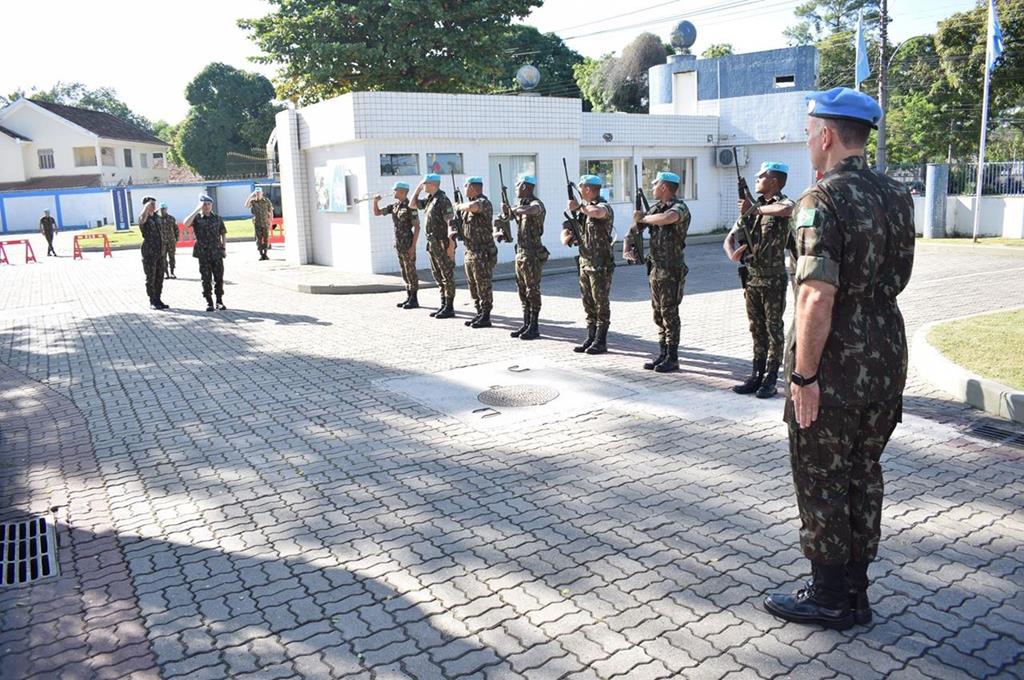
[59,190,114,228]
[303,142,367,269]
[697,46,817,100]
[913,195,1024,238]
[2,194,58,232]
[1,104,98,179]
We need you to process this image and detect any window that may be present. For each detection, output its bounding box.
[37,148,55,170]
[123,149,133,167]
[488,154,536,202]
[151,152,165,169]
[73,147,97,167]
[641,158,697,200]
[101,147,115,166]
[426,153,463,175]
[774,75,796,88]
[380,153,419,176]
[140,153,148,169]
[579,158,633,203]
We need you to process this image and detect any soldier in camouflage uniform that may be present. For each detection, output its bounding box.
[374,182,420,309]
[454,177,496,328]
[157,203,179,279]
[563,174,615,355]
[183,194,228,312]
[137,197,168,310]
[625,171,690,372]
[726,162,796,398]
[495,174,547,340]
[245,188,275,260]
[411,174,456,319]
[764,88,915,631]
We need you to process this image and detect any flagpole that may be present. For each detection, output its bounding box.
[971,40,993,242]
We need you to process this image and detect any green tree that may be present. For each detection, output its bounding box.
[239,0,542,104]
[175,63,281,177]
[701,44,734,58]
[573,55,613,112]
[784,0,880,45]
[603,33,668,113]
[0,81,153,131]
[500,26,584,98]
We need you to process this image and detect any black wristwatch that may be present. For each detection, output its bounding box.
[790,371,818,387]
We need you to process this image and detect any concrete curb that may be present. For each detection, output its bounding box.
[912,315,1024,424]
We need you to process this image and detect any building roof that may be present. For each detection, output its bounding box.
[0,124,30,141]
[0,174,103,193]
[29,99,167,146]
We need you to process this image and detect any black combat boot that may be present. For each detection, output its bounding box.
[205,295,215,312]
[520,311,540,340]
[465,303,481,327]
[644,341,667,370]
[429,298,445,317]
[654,345,679,372]
[150,299,161,310]
[435,297,455,319]
[764,563,855,631]
[511,310,530,338]
[156,300,170,310]
[574,325,596,353]
[397,291,410,308]
[732,358,766,394]
[585,325,608,355]
[847,561,872,625]
[471,310,492,328]
[402,291,419,309]
[216,296,227,310]
[756,362,780,399]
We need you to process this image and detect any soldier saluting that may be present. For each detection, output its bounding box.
[157,202,179,279]
[245,187,274,261]
[183,193,228,312]
[411,173,457,319]
[496,174,547,340]
[374,181,420,309]
[563,174,615,355]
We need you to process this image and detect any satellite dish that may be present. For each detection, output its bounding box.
[670,20,697,52]
[516,65,541,91]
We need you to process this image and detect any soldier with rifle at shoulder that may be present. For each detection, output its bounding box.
[452,176,496,329]
[495,169,548,340]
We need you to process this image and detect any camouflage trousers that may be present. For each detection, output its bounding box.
[396,246,418,293]
[579,266,613,327]
[199,258,225,299]
[464,246,496,313]
[648,264,686,348]
[427,239,455,299]
[163,240,176,275]
[255,224,270,254]
[746,277,787,366]
[142,250,164,302]
[785,399,902,565]
[515,248,547,313]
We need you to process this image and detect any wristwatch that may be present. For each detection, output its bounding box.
[790,371,818,387]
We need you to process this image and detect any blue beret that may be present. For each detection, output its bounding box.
[199,193,213,203]
[158,202,168,209]
[423,173,441,183]
[517,174,536,186]
[654,171,680,184]
[392,181,410,191]
[759,162,789,175]
[464,176,483,186]
[806,87,882,129]
[579,174,603,187]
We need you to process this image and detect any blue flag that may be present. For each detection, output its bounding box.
[987,0,1005,73]
[855,11,871,89]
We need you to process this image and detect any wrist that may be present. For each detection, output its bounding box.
[790,371,818,387]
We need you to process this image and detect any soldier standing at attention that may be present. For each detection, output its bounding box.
[496,174,547,340]
[727,162,796,398]
[410,173,456,319]
[764,88,915,630]
[453,177,496,328]
[245,187,274,260]
[137,197,168,310]
[563,175,614,355]
[373,182,420,309]
[39,209,58,256]
[625,171,690,373]
[183,194,228,312]
[157,202,179,279]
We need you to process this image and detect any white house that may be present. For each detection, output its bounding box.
[0,98,170,191]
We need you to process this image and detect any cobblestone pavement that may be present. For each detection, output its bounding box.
[1,236,1023,680]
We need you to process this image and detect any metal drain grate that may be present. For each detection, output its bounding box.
[1,517,60,586]
[965,422,1024,450]
[478,384,560,408]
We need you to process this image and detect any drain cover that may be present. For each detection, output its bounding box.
[478,384,560,408]
[1,517,59,586]
[965,422,1024,450]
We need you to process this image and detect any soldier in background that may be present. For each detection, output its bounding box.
[454,177,495,328]
[183,194,228,312]
[496,174,547,340]
[39,209,58,256]
[563,175,614,355]
[410,174,456,319]
[158,203,179,279]
[137,197,168,310]
[245,187,274,260]
[373,182,420,309]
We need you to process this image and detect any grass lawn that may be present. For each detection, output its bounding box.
[929,309,1024,390]
[918,236,1024,247]
[78,219,255,249]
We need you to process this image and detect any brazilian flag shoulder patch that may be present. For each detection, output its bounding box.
[796,207,817,227]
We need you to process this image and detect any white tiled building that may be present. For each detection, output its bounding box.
[273,46,818,274]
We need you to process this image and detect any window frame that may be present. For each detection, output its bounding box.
[73,146,98,167]
[579,158,634,203]
[641,157,697,200]
[123,149,133,167]
[37,148,55,170]
[151,152,165,169]
[379,153,419,177]
[140,153,149,169]
[425,153,463,175]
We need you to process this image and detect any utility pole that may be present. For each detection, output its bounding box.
[876,0,890,173]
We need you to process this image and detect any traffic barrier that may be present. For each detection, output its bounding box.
[72,234,112,260]
[269,217,285,244]
[177,224,195,247]
[0,239,38,265]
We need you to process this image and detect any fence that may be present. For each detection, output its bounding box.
[889,161,1024,196]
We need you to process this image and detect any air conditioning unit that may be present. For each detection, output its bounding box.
[714,146,748,168]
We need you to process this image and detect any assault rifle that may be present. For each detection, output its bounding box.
[732,146,758,252]
[450,170,465,242]
[561,158,583,247]
[625,164,648,264]
[496,164,514,244]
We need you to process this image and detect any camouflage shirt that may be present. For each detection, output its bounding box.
[461,195,494,252]
[577,198,615,270]
[139,214,163,256]
[511,197,546,252]
[417,190,455,245]
[646,198,690,270]
[382,200,419,251]
[786,154,915,407]
[158,213,178,245]
[734,192,795,284]
[192,212,227,260]
[250,196,274,228]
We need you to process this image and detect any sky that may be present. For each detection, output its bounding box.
[0,0,980,124]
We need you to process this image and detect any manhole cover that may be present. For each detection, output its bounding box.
[478,384,559,408]
[1,517,60,586]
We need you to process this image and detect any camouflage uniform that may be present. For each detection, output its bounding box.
[784,154,915,566]
[417,190,456,300]
[139,213,165,304]
[461,195,496,315]
[382,200,419,293]
[641,198,690,352]
[498,197,548,316]
[192,212,228,301]
[158,212,179,276]
[250,196,274,257]
[576,198,615,330]
[39,216,57,256]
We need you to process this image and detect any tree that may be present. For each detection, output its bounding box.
[0,81,153,131]
[499,26,584,99]
[603,33,668,113]
[784,0,880,45]
[573,55,613,112]
[175,63,281,177]
[701,44,734,59]
[239,0,542,104]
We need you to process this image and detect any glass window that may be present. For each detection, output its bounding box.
[152,152,165,169]
[101,147,115,166]
[379,153,419,176]
[123,149,133,167]
[73,147,97,167]
[140,153,149,169]
[642,158,696,200]
[426,153,463,175]
[488,154,536,202]
[38,148,55,170]
[579,158,634,203]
